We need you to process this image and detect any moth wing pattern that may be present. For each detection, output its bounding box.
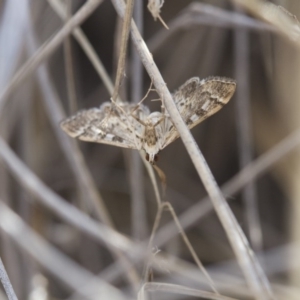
[60,102,150,150]
[162,77,236,148]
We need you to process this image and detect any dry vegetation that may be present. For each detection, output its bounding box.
[0,0,300,299]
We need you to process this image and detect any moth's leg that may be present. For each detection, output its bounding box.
[130,113,147,127]
[158,94,170,136]
[130,79,156,115]
[138,79,154,105]
[153,115,165,127]
[130,79,155,126]
[149,112,167,150]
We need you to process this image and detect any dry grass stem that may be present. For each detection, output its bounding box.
[139,282,239,300]
[112,0,135,103]
[129,0,147,241]
[143,201,218,294]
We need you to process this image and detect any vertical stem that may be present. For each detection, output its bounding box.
[234,7,263,252]
[112,0,135,102]
[130,0,147,241]
[63,0,78,113]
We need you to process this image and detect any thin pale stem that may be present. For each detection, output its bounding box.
[164,202,218,294]
[141,201,218,293]
[131,0,144,105]
[141,201,164,284]
[129,0,147,241]
[234,6,262,252]
[141,153,161,207]
[112,0,135,102]
[140,282,239,300]
[63,0,78,113]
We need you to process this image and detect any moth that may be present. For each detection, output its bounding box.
[60,77,236,164]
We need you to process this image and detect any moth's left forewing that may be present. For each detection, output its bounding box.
[161,76,236,149]
[186,77,236,130]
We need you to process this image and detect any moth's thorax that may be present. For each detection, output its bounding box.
[143,124,159,163]
[144,125,157,146]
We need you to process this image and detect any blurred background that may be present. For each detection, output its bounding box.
[1,0,300,299]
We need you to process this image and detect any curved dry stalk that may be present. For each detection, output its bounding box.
[0,202,130,300]
[152,247,300,299]
[140,152,162,206]
[110,0,274,299]
[142,202,218,294]
[164,202,218,293]
[0,0,104,110]
[141,199,164,284]
[139,282,238,300]
[63,0,78,114]
[153,253,251,298]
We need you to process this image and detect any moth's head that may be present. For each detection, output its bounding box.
[145,152,159,164]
